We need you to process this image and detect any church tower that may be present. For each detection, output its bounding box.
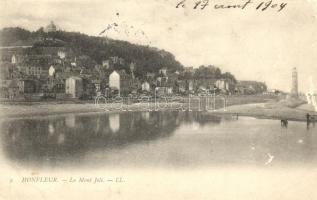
[291,67,298,97]
[45,21,57,33]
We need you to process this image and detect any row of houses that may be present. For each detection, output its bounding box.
[0,46,267,100]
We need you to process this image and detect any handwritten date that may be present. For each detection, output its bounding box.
[176,0,287,12]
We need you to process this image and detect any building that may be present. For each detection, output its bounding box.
[141,81,150,92]
[215,79,236,94]
[109,71,120,93]
[102,60,110,69]
[0,62,16,79]
[291,67,298,97]
[49,65,56,77]
[155,87,173,96]
[65,76,83,98]
[11,55,17,64]
[57,51,66,59]
[17,55,54,78]
[236,81,267,95]
[188,80,194,91]
[45,21,57,32]
[0,80,20,99]
[109,70,134,96]
[130,62,136,79]
[184,66,195,73]
[159,68,167,76]
[215,79,229,91]
[18,79,36,94]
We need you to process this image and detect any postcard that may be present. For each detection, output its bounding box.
[0,0,317,199]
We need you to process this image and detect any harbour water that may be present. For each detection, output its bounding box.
[0,111,316,169]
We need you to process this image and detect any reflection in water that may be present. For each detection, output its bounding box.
[141,112,150,121]
[65,114,75,128]
[48,123,55,135]
[1,112,184,167]
[109,114,120,133]
[0,112,316,168]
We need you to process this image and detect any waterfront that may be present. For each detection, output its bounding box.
[1,111,316,170]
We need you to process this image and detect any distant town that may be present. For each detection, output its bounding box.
[0,21,274,102]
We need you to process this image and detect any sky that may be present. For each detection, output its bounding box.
[0,0,317,92]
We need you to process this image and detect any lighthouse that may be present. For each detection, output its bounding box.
[291,67,298,97]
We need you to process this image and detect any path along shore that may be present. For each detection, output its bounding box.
[1,97,316,121]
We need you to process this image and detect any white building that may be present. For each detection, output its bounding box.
[49,65,55,77]
[65,76,83,98]
[141,81,150,92]
[57,51,66,59]
[159,68,167,76]
[102,60,110,69]
[109,71,120,90]
[11,55,17,64]
[188,80,194,91]
[215,79,229,91]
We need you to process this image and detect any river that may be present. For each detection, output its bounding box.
[0,111,316,169]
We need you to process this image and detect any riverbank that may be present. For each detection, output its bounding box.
[0,102,186,119]
[0,95,278,119]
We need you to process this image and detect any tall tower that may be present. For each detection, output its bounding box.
[291,67,298,97]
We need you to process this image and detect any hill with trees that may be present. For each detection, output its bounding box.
[0,27,238,84]
[0,27,184,79]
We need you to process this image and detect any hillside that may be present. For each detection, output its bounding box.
[0,27,184,78]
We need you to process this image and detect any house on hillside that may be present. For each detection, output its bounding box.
[66,76,83,98]
[0,80,20,99]
[18,55,54,78]
[18,79,36,94]
[0,62,16,79]
[11,55,17,64]
[141,81,150,92]
[159,68,167,76]
[177,80,194,93]
[57,50,66,59]
[102,60,111,69]
[109,70,134,96]
[155,87,173,96]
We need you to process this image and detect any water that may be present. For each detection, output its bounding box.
[0,111,316,169]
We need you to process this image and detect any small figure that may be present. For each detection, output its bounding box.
[281,119,288,128]
[306,113,311,128]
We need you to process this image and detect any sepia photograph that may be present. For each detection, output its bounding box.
[0,0,317,199]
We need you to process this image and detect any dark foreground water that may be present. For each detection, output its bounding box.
[1,111,316,169]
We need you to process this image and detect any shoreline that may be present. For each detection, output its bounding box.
[1,97,315,122]
[0,95,277,119]
[210,103,317,122]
